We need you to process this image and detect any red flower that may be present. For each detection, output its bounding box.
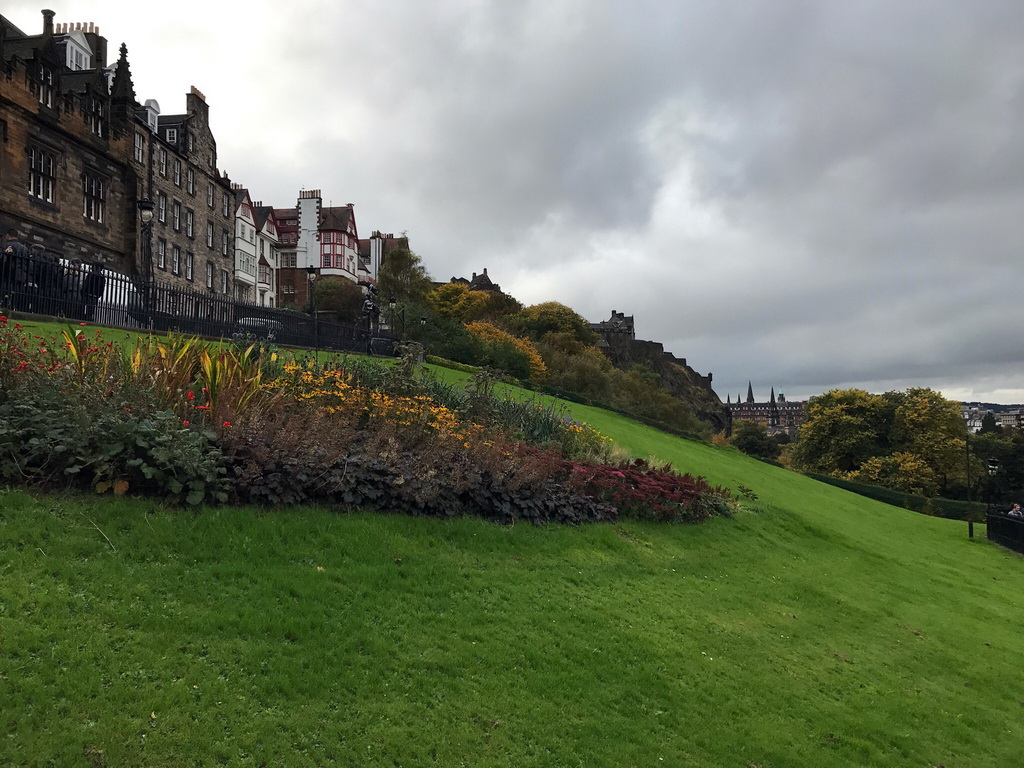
[222,421,232,428]
[79,322,87,327]
[196,405,210,411]
[187,391,195,401]
[182,420,190,427]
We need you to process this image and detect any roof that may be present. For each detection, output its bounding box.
[253,206,275,230]
[320,205,353,232]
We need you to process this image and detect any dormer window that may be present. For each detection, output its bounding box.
[33,63,55,108]
[165,127,178,145]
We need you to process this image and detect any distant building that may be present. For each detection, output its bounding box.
[450,267,501,293]
[590,310,635,340]
[728,382,807,437]
[274,190,372,308]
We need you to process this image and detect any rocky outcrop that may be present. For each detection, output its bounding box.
[595,328,728,432]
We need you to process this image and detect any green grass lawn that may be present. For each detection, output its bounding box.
[4,320,1024,765]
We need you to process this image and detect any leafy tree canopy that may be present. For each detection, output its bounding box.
[730,419,780,460]
[427,283,490,323]
[792,389,890,474]
[376,246,433,306]
[314,277,364,323]
[508,302,597,345]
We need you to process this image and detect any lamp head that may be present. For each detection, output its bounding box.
[137,198,155,224]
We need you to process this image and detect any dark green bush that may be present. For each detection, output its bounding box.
[0,382,228,505]
[806,472,984,521]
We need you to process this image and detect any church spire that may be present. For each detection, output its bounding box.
[770,387,776,404]
[746,381,754,404]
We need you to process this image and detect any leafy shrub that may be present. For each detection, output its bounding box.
[0,382,227,505]
[465,321,547,381]
[218,403,615,524]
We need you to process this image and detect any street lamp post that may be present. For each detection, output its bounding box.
[136,198,155,329]
[306,265,319,358]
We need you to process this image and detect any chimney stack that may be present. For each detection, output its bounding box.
[42,9,55,36]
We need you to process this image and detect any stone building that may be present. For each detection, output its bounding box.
[134,85,234,294]
[727,382,807,437]
[0,9,236,294]
[0,10,136,271]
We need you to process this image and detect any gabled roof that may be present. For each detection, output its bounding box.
[253,205,275,231]
[320,205,353,232]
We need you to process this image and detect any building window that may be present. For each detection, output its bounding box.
[172,201,181,231]
[33,63,54,108]
[134,132,145,163]
[322,254,331,268]
[27,146,55,203]
[156,239,167,269]
[283,284,295,294]
[186,168,195,195]
[222,194,230,218]
[186,209,195,238]
[187,132,194,152]
[222,230,229,256]
[259,263,270,284]
[173,160,181,187]
[206,261,214,289]
[220,269,229,294]
[206,222,214,248]
[207,182,214,208]
[157,193,167,224]
[158,149,167,177]
[171,245,181,276]
[82,173,105,223]
[185,252,194,281]
[88,98,106,137]
[166,128,178,145]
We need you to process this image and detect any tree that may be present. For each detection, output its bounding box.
[313,277,364,323]
[792,389,890,474]
[888,387,967,495]
[730,420,780,460]
[427,283,490,323]
[376,244,433,307]
[846,452,938,497]
[508,302,597,345]
[979,411,1001,434]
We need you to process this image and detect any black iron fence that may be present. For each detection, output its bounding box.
[0,250,377,353]
[986,506,1024,555]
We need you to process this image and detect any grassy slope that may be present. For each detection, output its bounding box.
[3,329,1024,765]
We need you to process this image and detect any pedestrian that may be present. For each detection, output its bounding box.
[1,228,31,311]
[31,245,63,316]
[82,262,106,321]
[61,258,86,319]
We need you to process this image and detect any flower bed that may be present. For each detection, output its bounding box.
[0,317,733,523]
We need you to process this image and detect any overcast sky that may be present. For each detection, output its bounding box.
[9,1,1024,403]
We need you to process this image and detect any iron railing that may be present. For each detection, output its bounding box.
[0,251,379,353]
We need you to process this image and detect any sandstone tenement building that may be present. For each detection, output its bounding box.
[0,9,236,293]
